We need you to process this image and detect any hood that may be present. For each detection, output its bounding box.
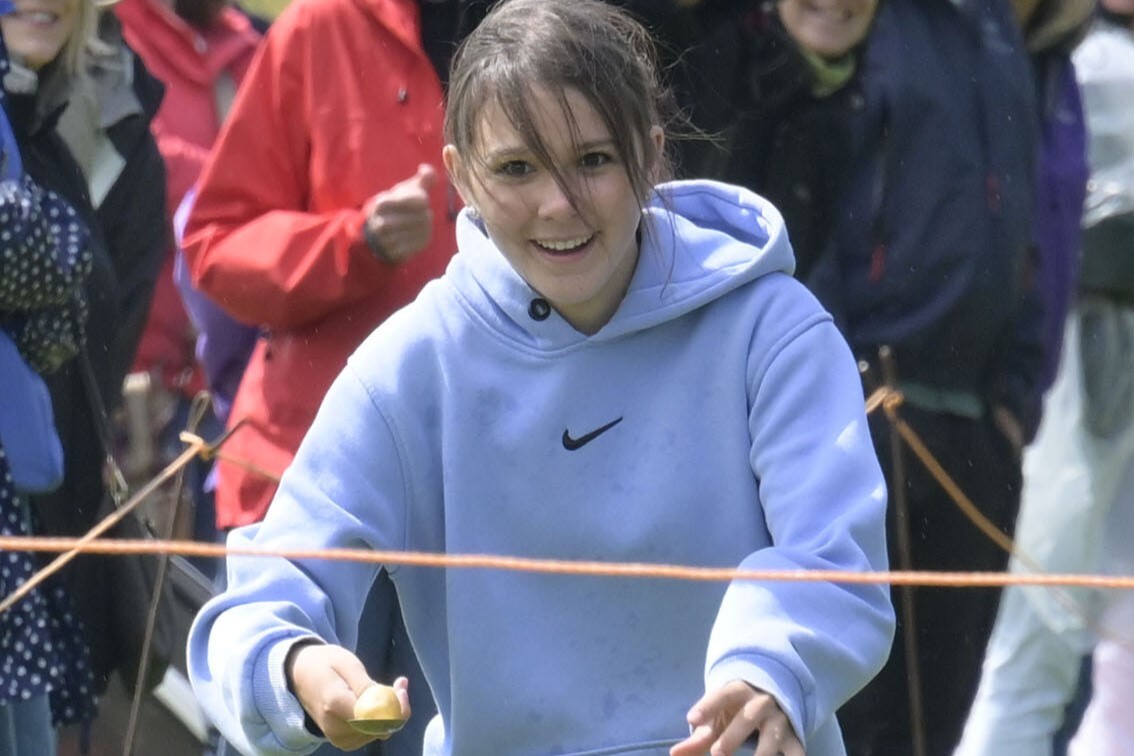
[445,179,795,350]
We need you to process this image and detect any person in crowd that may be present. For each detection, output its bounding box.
[1012,0,1094,402]
[1068,520,1134,756]
[720,0,878,279]
[110,0,261,568]
[765,1,1044,755]
[49,0,168,708]
[172,188,256,432]
[180,0,490,752]
[595,0,877,269]
[187,1,894,755]
[1064,9,1134,752]
[653,4,1041,750]
[51,4,166,407]
[5,0,166,741]
[958,2,1134,754]
[952,0,1095,753]
[0,163,95,756]
[0,0,101,749]
[607,0,875,200]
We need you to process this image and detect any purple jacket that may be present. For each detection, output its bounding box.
[1032,54,1089,396]
[172,188,257,422]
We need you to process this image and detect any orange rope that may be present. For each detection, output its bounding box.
[180,423,283,484]
[0,439,206,615]
[864,385,889,416]
[207,449,282,484]
[874,385,1134,653]
[1,535,1133,590]
[880,389,1025,563]
[5,387,1127,615]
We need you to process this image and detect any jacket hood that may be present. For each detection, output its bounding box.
[446,179,795,350]
[115,0,260,86]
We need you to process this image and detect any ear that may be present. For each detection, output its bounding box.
[647,125,665,182]
[443,144,473,206]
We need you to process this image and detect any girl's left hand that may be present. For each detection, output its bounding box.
[669,680,805,756]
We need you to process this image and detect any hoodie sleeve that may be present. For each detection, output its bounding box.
[705,311,894,744]
[187,363,410,754]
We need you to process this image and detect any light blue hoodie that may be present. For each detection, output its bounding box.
[188,180,894,756]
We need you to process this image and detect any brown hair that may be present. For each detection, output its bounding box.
[444,0,681,213]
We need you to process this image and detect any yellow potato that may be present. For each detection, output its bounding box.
[353,684,403,722]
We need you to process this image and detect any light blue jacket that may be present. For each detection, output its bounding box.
[188,180,894,756]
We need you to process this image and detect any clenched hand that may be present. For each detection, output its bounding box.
[363,163,437,264]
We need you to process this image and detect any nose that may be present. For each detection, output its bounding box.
[535,174,578,221]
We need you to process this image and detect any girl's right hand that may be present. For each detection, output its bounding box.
[285,641,412,749]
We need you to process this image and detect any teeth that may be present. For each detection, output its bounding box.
[536,236,590,251]
[23,11,56,21]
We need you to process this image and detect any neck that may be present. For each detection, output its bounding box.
[4,59,39,95]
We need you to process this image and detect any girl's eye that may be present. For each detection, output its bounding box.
[496,160,534,178]
[579,152,612,169]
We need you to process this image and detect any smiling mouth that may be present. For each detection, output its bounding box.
[533,235,594,255]
[805,7,855,23]
[16,10,60,23]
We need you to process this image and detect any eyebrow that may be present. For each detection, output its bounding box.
[484,139,617,164]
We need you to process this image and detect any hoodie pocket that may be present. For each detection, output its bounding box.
[557,739,682,755]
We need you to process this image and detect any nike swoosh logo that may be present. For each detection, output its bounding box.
[562,417,623,451]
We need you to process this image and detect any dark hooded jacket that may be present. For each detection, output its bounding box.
[12,31,167,692]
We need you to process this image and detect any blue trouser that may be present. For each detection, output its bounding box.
[0,695,56,756]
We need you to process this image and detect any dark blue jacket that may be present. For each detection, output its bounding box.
[808,0,1045,436]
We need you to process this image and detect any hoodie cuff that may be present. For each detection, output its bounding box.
[707,653,810,746]
[252,636,327,752]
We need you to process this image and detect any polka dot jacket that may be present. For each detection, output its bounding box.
[0,449,97,724]
[1,31,97,727]
[0,174,93,374]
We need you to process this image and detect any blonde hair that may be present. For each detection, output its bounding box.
[59,0,97,75]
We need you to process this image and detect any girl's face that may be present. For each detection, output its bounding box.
[445,86,662,335]
[778,0,878,60]
[0,0,80,70]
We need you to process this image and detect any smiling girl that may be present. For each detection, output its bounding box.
[188,1,894,754]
